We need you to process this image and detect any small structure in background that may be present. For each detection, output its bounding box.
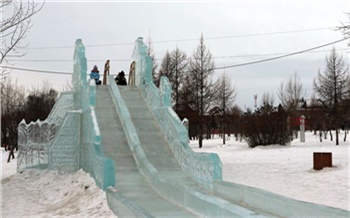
[300,115,305,143]
[103,60,110,85]
[313,152,332,170]
[128,61,135,86]
[254,94,257,108]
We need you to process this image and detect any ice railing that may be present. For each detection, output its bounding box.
[17,92,73,171]
[73,39,115,190]
[46,91,74,124]
[17,120,56,170]
[132,37,222,185]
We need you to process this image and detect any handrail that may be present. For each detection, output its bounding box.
[17,119,56,171]
[107,75,265,217]
[17,91,73,171]
[133,37,223,187]
[143,80,222,187]
[73,39,115,190]
[46,91,74,124]
[17,38,116,190]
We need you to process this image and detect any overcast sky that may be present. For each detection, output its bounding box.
[5,1,350,109]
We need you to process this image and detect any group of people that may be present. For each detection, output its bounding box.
[89,65,127,86]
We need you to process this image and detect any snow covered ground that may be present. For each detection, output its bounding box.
[1,131,349,217]
[190,131,350,211]
[0,150,116,217]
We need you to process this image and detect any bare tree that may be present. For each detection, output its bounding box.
[147,36,159,85]
[25,81,58,123]
[1,0,44,77]
[337,13,350,45]
[188,34,215,148]
[170,47,187,112]
[261,92,274,107]
[158,51,172,87]
[62,80,73,91]
[1,76,26,146]
[313,48,349,145]
[277,72,305,112]
[214,73,236,144]
[158,48,187,109]
[178,74,196,111]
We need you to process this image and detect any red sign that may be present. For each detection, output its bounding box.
[290,117,307,125]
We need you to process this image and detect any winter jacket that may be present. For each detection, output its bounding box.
[90,71,100,82]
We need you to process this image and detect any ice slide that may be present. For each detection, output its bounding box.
[93,37,349,217]
[95,85,194,217]
[17,38,350,217]
[96,84,272,217]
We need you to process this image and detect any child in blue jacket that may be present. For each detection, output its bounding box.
[90,65,102,85]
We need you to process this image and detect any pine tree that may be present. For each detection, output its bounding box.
[158,51,172,87]
[170,47,187,112]
[214,73,236,144]
[158,48,187,111]
[188,34,215,148]
[313,48,349,145]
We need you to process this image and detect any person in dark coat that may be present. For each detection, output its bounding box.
[7,144,15,163]
[115,71,127,85]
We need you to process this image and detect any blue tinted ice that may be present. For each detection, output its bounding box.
[133,37,223,186]
[16,37,349,218]
[17,39,115,190]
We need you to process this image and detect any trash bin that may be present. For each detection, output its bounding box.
[313,152,332,170]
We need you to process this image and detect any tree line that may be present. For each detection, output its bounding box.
[148,34,350,147]
[148,34,237,148]
[1,1,349,148]
[1,78,58,147]
[3,46,347,149]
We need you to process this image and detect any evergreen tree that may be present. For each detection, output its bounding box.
[158,51,172,87]
[214,73,236,144]
[158,48,187,111]
[313,48,349,145]
[170,47,187,112]
[188,34,215,148]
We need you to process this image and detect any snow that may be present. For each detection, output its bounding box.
[1,131,349,217]
[0,149,116,217]
[190,131,350,211]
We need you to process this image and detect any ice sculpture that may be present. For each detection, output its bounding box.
[17,92,73,171]
[17,39,115,190]
[70,39,115,189]
[132,37,222,187]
